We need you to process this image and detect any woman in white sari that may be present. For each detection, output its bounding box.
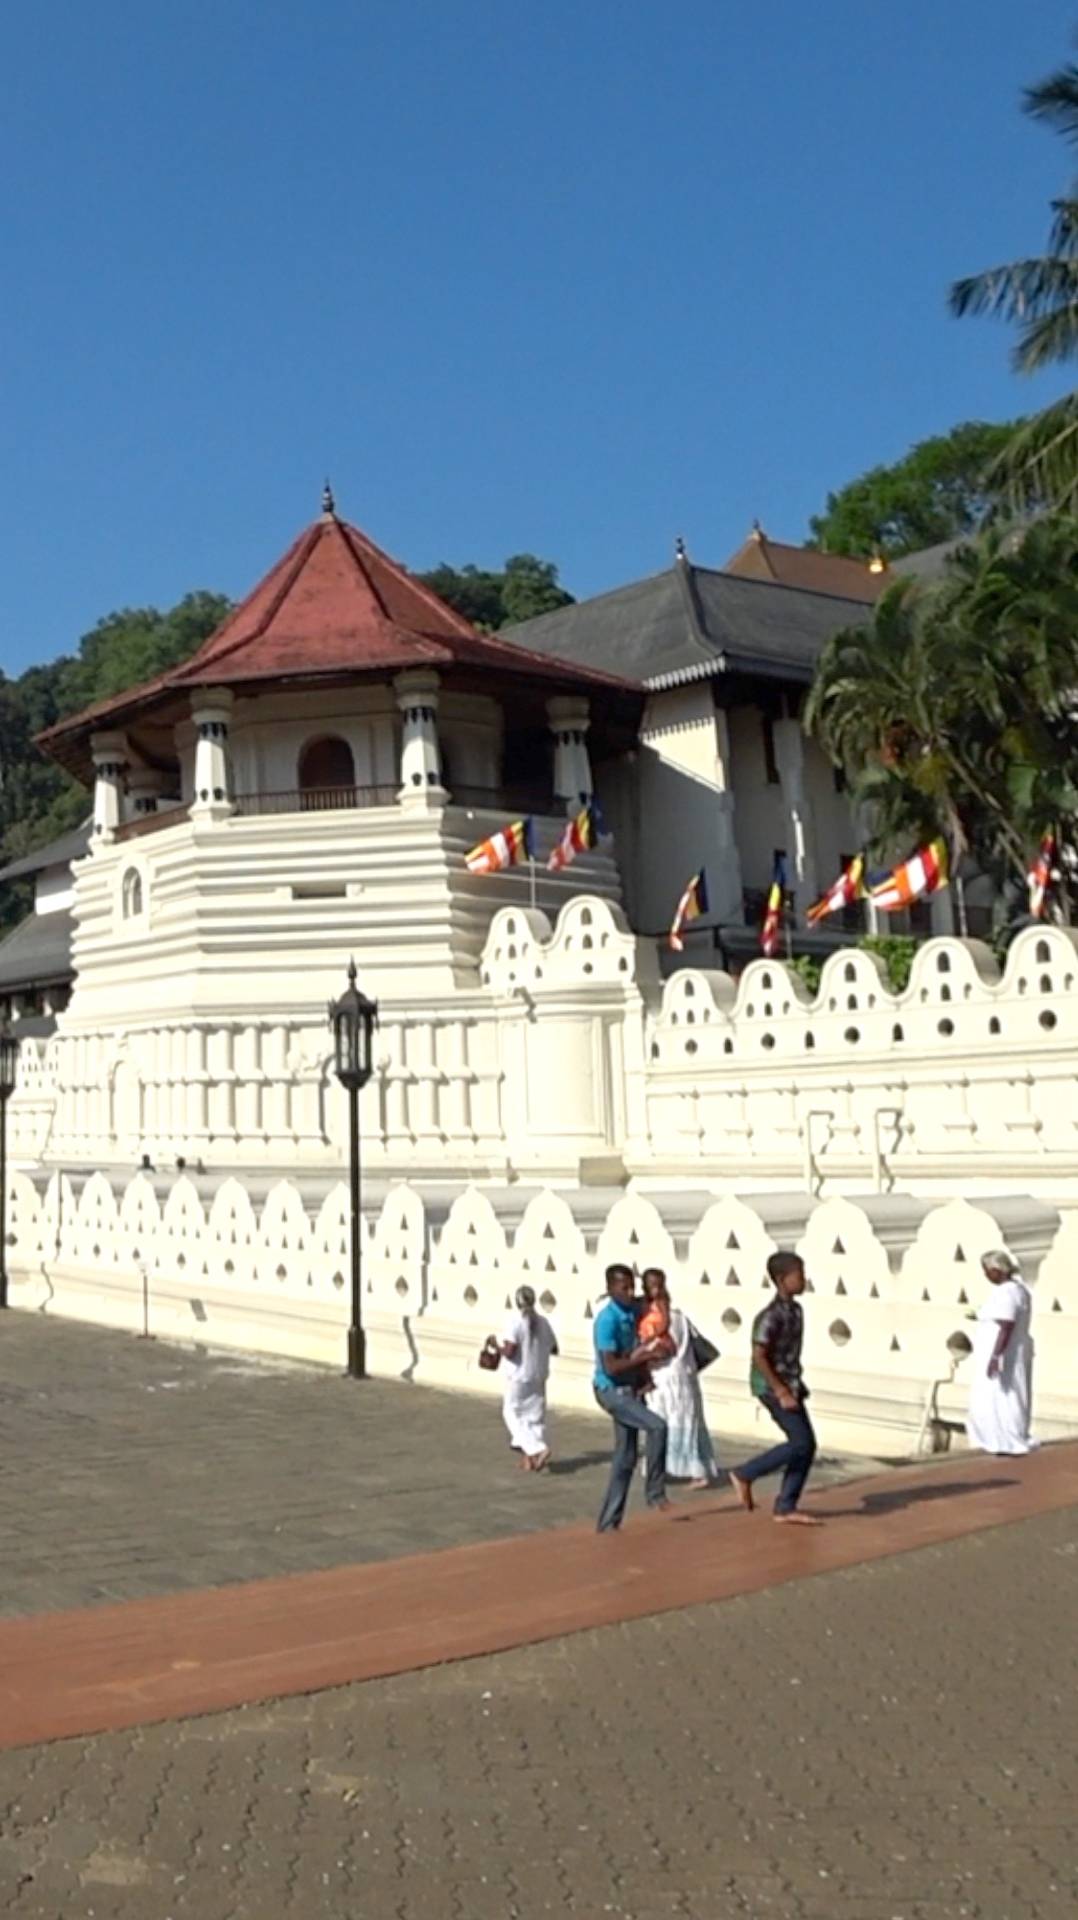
[966,1249,1039,1456]
[641,1270,719,1488]
[499,1285,559,1471]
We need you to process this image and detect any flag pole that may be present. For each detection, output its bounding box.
[529,854,537,912]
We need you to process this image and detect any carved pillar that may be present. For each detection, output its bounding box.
[190,689,234,817]
[126,764,166,818]
[546,697,592,812]
[394,670,445,807]
[90,732,129,842]
[773,717,819,918]
[710,707,744,923]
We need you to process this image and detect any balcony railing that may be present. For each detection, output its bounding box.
[233,784,398,816]
[115,804,190,842]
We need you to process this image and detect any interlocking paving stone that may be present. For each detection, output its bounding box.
[0,1506,1075,1919]
[0,1312,868,1618]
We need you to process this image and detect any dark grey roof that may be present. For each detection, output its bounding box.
[0,821,91,885]
[890,539,964,585]
[503,563,870,689]
[0,909,74,991]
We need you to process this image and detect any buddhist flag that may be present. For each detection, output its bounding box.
[1027,833,1057,919]
[869,838,948,912]
[669,868,709,952]
[806,855,865,925]
[465,817,535,874]
[548,800,603,872]
[761,853,786,957]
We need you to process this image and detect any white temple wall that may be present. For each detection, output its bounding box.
[6,1171,1070,1456]
[13,905,1078,1198]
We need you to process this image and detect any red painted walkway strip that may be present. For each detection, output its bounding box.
[2,1444,1076,1752]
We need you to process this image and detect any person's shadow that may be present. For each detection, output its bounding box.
[547,1451,610,1477]
[812,1475,1018,1520]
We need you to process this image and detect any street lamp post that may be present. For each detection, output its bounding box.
[0,1026,21,1310]
[328,960,378,1379]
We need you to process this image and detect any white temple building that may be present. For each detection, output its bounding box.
[3,496,1076,1455]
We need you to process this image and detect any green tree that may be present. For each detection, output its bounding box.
[806,421,1019,558]
[804,518,1078,899]
[950,57,1078,511]
[418,554,573,628]
[0,591,231,937]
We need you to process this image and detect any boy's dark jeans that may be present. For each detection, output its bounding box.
[733,1393,816,1513]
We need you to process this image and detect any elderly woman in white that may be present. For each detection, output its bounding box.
[498,1284,559,1471]
[966,1249,1039,1456]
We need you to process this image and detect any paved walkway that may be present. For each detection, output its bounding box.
[1,1503,1076,1919]
[3,1440,1075,1753]
[0,1314,871,1617]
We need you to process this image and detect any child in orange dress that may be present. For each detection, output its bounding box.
[638,1268,676,1386]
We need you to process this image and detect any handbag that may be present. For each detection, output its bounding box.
[478,1335,502,1372]
[688,1323,719,1372]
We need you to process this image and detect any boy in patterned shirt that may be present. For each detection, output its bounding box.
[728,1250,821,1526]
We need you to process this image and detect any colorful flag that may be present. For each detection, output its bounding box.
[806,855,865,925]
[869,838,949,912]
[669,868,709,952]
[465,817,535,874]
[1027,833,1057,919]
[761,854,786,957]
[548,800,603,872]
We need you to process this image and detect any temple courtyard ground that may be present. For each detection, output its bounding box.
[0,1317,1075,1918]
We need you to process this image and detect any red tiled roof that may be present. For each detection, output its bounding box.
[38,511,640,766]
[724,531,886,602]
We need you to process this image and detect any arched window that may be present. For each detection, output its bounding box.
[122,868,143,918]
[298,736,356,807]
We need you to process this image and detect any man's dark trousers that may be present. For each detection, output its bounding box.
[733,1394,816,1513]
[594,1385,667,1531]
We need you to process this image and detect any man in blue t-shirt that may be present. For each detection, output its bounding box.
[592,1262,669,1531]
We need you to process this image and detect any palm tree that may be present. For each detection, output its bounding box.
[950,61,1078,510]
[805,520,1078,893]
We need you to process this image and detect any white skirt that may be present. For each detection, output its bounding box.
[502,1382,548,1455]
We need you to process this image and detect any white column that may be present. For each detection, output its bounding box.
[126,764,166,818]
[710,707,744,924]
[90,732,128,843]
[773,717,819,918]
[394,670,446,807]
[546,696,592,812]
[190,689,234,817]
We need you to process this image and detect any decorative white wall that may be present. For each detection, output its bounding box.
[6,1169,1068,1455]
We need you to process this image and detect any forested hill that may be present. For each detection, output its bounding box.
[0,552,572,931]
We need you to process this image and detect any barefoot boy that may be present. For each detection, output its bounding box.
[729,1251,821,1526]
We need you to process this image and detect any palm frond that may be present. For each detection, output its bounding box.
[1024,64,1078,144]
[985,392,1078,515]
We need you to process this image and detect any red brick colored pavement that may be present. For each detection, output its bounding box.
[2,1440,1075,1753]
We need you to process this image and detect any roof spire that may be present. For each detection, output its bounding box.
[674,534,688,562]
[751,518,765,543]
[322,480,336,519]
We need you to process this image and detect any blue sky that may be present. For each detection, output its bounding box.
[3,0,1077,673]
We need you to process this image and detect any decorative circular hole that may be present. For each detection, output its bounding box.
[804,1032,815,1049]
[276,1263,287,1281]
[395,1277,409,1296]
[685,1038,698,1055]
[540,1290,556,1311]
[1039,1010,1058,1030]
[761,1033,775,1050]
[721,1308,741,1332]
[844,1026,860,1044]
[938,1018,954,1037]
[332,1271,345,1290]
[463,1285,478,1306]
[947,1330,973,1358]
[829,1319,852,1346]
